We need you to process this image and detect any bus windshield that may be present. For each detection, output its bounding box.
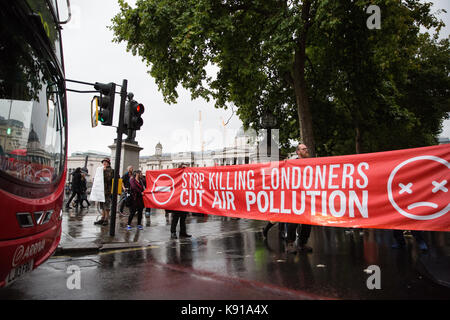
[0,0,66,186]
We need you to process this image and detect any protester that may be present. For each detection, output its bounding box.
[94,158,114,226]
[79,170,90,208]
[127,170,145,230]
[170,163,191,239]
[119,165,133,216]
[141,173,152,220]
[285,143,313,254]
[66,167,82,209]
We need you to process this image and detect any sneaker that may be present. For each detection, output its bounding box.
[102,220,109,226]
[126,225,132,231]
[170,232,177,239]
[94,219,104,225]
[417,241,428,251]
[137,225,143,230]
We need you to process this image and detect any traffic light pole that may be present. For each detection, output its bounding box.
[110,79,127,237]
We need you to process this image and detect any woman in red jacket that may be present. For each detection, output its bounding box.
[127,170,145,230]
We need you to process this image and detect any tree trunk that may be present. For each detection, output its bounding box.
[291,0,316,157]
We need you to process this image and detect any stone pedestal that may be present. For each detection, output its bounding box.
[109,140,143,175]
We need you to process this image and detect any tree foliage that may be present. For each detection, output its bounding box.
[110,0,450,157]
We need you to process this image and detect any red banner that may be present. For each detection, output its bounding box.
[144,144,450,231]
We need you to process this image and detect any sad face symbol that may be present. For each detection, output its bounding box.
[387,156,450,220]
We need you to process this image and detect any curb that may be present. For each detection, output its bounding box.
[55,242,101,255]
[55,241,154,255]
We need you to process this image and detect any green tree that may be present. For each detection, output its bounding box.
[305,0,449,156]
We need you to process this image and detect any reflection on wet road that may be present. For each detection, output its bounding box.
[1,210,449,299]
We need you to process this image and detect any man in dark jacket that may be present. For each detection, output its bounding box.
[66,167,82,209]
[170,163,192,239]
[285,143,313,254]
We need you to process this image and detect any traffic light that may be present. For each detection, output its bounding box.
[124,100,145,130]
[94,82,116,126]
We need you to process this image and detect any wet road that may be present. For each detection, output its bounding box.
[1,209,449,299]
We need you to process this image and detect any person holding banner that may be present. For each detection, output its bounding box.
[94,158,114,226]
[170,163,192,239]
[285,143,313,254]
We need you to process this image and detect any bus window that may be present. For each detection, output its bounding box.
[0,3,66,186]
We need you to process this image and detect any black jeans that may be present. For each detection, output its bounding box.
[128,204,143,226]
[67,191,82,207]
[119,191,128,213]
[80,198,90,207]
[286,223,312,245]
[171,212,187,234]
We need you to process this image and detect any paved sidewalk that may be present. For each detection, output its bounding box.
[57,205,260,255]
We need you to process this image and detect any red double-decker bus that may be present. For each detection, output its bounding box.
[0,0,67,287]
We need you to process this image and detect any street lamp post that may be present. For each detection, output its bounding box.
[261,111,277,158]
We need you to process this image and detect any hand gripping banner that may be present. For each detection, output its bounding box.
[144,144,450,231]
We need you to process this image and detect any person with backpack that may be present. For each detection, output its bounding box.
[126,170,145,230]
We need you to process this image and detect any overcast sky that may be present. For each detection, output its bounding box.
[59,0,450,157]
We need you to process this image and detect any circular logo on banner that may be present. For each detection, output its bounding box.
[151,174,175,205]
[387,156,450,220]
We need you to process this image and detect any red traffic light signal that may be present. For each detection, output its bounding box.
[124,100,145,130]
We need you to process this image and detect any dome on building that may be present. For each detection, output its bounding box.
[155,141,163,156]
[27,125,40,143]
